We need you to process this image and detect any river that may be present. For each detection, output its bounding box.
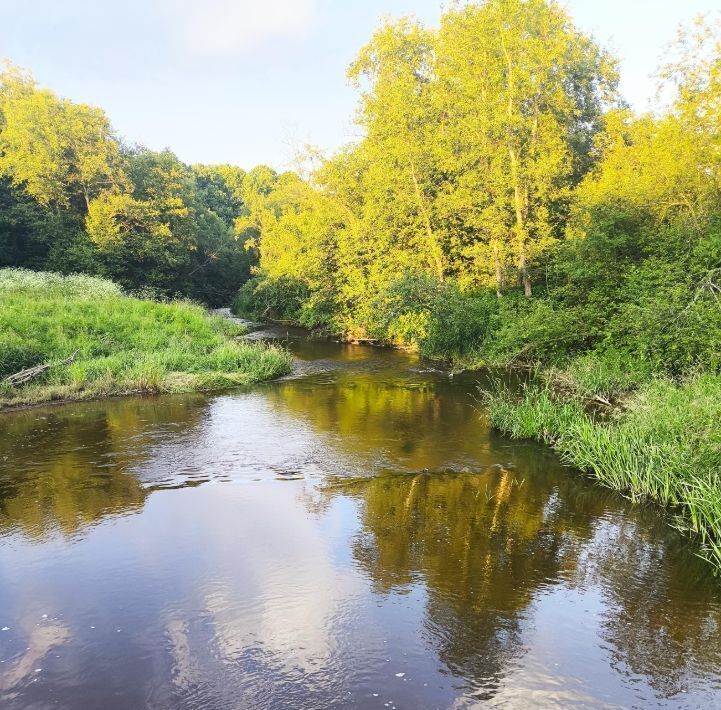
[0,321,720,708]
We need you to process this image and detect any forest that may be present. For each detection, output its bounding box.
[0,61,271,306]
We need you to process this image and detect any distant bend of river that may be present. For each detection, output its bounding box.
[0,318,720,709]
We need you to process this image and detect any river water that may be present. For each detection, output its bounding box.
[0,322,720,709]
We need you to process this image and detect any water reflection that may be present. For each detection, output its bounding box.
[0,397,213,539]
[323,470,721,705]
[0,331,720,708]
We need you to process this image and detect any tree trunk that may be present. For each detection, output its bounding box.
[492,241,503,297]
[518,250,532,298]
[501,30,531,298]
[509,146,532,298]
[409,159,444,282]
[82,184,91,213]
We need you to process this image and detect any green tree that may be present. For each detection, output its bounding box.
[435,0,618,295]
[0,63,126,211]
[348,18,447,283]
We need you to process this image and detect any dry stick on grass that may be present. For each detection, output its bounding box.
[546,368,614,408]
[4,350,79,387]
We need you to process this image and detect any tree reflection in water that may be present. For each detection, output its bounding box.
[322,469,721,701]
[0,396,207,539]
[0,338,720,707]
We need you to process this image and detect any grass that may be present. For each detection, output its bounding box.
[484,363,721,571]
[542,349,652,402]
[0,268,292,409]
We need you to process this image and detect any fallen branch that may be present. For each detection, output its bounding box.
[545,368,615,409]
[589,393,614,408]
[4,350,79,387]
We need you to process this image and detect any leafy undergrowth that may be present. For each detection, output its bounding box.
[485,366,721,572]
[0,269,292,409]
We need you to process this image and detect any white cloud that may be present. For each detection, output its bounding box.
[171,0,319,56]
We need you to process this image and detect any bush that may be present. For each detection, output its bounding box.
[487,296,589,364]
[606,260,721,374]
[359,274,498,359]
[422,286,498,360]
[363,273,439,346]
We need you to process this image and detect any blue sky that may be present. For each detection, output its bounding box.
[0,0,718,169]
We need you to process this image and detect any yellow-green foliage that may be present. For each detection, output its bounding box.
[0,269,291,408]
[240,0,619,339]
[237,9,721,375]
[0,63,126,209]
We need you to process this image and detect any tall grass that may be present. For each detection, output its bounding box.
[0,268,123,298]
[485,372,721,571]
[0,269,292,408]
[544,349,652,401]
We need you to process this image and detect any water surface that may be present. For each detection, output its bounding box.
[1,324,720,708]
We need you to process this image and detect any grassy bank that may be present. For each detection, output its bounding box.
[0,269,292,409]
[485,364,721,570]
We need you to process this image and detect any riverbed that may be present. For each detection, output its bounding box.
[0,322,720,708]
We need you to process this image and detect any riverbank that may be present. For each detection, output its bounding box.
[485,364,721,571]
[232,294,721,573]
[0,269,292,410]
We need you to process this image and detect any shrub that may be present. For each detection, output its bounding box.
[232,275,310,322]
[421,286,498,360]
[487,296,589,364]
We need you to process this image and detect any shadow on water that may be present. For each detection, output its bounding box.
[0,321,719,708]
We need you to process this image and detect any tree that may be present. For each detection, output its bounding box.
[243,0,619,342]
[435,0,618,296]
[0,63,126,211]
[348,17,447,283]
[190,164,254,305]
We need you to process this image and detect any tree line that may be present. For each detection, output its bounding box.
[236,0,721,374]
[0,62,285,306]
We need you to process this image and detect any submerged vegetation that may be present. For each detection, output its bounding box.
[0,269,291,408]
